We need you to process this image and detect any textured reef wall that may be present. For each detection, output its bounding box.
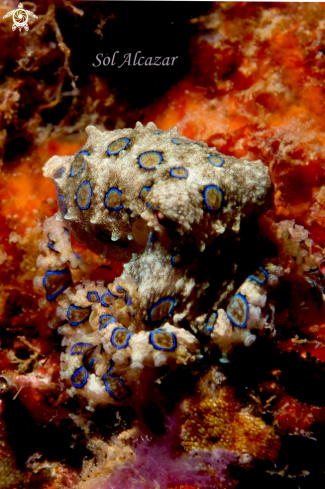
[2,2,325,489]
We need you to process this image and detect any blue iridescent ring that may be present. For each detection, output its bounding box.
[70,342,93,355]
[67,304,90,326]
[149,297,175,326]
[111,328,133,349]
[138,151,163,170]
[107,138,130,156]
[99,314,117,330]
[43,269,71,301]
[87,291,100,302]
[103,371,129,400]
[70,151,88,177]
[170,167,188,179]
[248,266,268,285]
[104,188,123,211]
[76,181,92,210]
[71,366,88,388]
[140,186,151,200]
[171,253,183,267]
[227,293,249,328]
[172,137,192,145]
[149,328,177,352]
[101,290,117,307]
[208,155,224,167]
[203,185,224,213]
[205,311,218,333]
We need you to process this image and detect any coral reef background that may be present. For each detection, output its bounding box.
[2,1,325,488]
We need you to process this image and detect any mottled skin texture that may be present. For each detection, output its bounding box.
[35,122,316,410]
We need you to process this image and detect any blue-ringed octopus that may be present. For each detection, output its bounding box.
[33,122,324,410]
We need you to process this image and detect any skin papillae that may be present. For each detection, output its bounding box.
[34,122,322,410]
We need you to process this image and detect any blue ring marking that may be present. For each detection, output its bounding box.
[70,342,93,355]
[48,242,58,253]
[111,327,133,349]
[170,167,188,179]
[149,297,175,326]
[171,253,183,267]
[43,269,71,301]
[155,130,163,134]
[88,358,95,369]
[107,137,130,156]
[67,304,90,326]
[138,151,163,170]
[47,234,59,253]
[116,286,126,293]
[149,328,177,352]
[139,186,151,200]
[76,181,92,210]
[104,188,123,211]
[203,185,224,213]
[87,291,100,302]
[70,162,85,177]
[73,251,81,259]
[70,152,88,177]
[208,155,224,167]
[127,209,131,214]
[125,291,132,306]
[227,293,249,328]
[205,311,218,333]
[58,195,67,217]
[172,137,192,145]
[101,290,116,307]
[99,314,117,330]
[103,372,129,401]
[146,202,154,212]
[248,266,269,285]
[54,167,65,179]
[71,366,88,388]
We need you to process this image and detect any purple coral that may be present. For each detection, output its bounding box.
[102,417,238,489]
